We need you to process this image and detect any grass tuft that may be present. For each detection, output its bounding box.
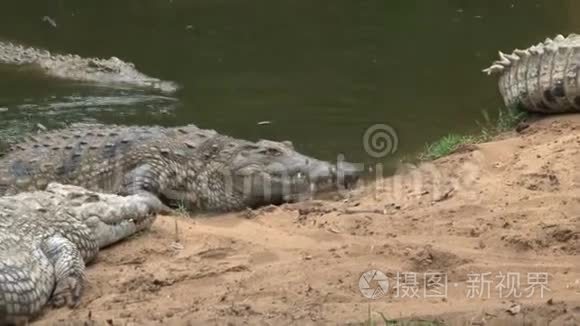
[361,305,445,326]
[418,106,527,161]
[174,201,191,217]
[418,134,475,161]
[477,104,527,135]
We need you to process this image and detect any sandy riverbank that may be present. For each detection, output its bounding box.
[37,115,580,325]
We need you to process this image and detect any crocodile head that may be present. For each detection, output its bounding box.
[223,139,361,209]
[45,56,180,94]
[86,57,180,94]
[45,183,159,249]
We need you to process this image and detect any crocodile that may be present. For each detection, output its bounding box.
[0,41,179,94]
[483,33,580,113]
[0,182,160,324]
[0,123,361,212]
[0,140,8,157]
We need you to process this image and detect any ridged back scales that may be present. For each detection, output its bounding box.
[0,123,216,195]
[483,34,580,113]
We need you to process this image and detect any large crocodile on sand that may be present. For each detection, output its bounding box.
[0,123,360,212]
[0,183,161,324]
[0,41,179,94]
[483,33,580,113]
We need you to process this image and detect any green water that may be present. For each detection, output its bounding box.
[0,0,577,169]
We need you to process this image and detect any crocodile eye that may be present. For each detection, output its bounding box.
[260,148,282,156]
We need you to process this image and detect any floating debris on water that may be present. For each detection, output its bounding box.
[42,16,57,28]
[36,123,47,131]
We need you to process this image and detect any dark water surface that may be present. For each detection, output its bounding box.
[0,0,577,169]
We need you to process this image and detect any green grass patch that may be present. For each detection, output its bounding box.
[418,106,527,161]
[418,134,477,161]
[477,104,528,136]
[361,305,445,326]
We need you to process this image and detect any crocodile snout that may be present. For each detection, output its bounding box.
[307,159,362,190]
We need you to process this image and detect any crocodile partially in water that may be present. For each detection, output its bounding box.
[0,123,361,212]
[0,183,161,324]
[0,41,179,94]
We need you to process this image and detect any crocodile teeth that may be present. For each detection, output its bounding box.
[309,183,316,193]
[554,34,565,42]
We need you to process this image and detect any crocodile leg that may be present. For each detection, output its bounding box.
[0,246,55,322]
[120,163,194,212]
[0,183,162,323]
[40,235,87,309]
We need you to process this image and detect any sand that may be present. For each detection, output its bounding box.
[36,115,580,325]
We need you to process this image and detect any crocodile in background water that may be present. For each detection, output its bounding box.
[0,40,179,94]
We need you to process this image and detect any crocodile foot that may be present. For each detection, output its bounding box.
[49,273,84,308]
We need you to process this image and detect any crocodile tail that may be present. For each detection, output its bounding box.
[483,34,580,114]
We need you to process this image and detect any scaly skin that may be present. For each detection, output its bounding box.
[0,41,179,94]
[0,140,8,158]
[0,123,361,212]
[0,183,160,324]
[483,33,580,113]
